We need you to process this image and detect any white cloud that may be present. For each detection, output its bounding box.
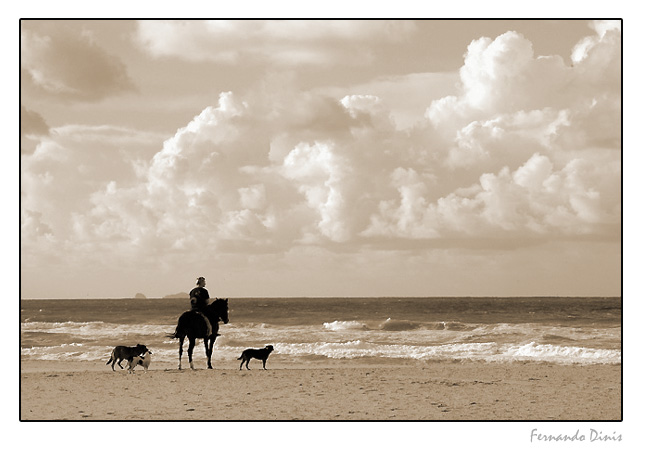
[572,20,621,64]
[340,94,382,117]
[363,148,619,240]
[427,33,570,126]
[513,153,554,190]
[427,21,620,127]
[282,141,352,242]
[362,167,440,239]
[239,184,267,210]
[21,23,620,282]
[20,124,166,266]
[445,108,570,170]
[135,20,416,65]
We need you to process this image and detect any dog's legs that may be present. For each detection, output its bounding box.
[262,358,267,370]
[246,359,251,370]
[127,357,136,374]
[188,338,196,370]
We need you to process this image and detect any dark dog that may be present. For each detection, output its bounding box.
[126,350,152,373]
[106,344,149,371]
[237,345,274,370]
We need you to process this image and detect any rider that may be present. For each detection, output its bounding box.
[190,276,210,311]
[189,276,212,335]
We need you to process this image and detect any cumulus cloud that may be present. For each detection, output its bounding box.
[426,23,620,126]
[135,20,416,65]
[282,141,354,242]
[364,150,619,241]
[364,23,619,242]
[572,20,621,65]
[21,28,134,101]
[20,124,167,266]
[21,22,620,276]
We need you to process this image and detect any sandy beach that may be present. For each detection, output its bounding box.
[20,360,621,421]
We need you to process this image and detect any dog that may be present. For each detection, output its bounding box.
[126,350,152,373]
[106,344,149,371]
[237,345,274,370]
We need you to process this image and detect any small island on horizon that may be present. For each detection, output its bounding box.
[133,292,188,299]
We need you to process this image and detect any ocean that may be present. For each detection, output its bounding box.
[20,297,621,368]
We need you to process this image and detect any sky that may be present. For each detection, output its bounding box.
[19,19,621,299]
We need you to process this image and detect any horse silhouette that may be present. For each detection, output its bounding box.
[168,298,229,370]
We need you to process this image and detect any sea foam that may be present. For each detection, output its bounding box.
[269,341,620,364]
[323,320,369,331]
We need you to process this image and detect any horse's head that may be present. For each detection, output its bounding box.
[211,298,229,324]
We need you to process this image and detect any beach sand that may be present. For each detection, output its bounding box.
[20,359,621,421]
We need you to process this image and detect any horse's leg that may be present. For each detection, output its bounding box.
[205,335,217,369]
[178,335,185,370]
[188,338,196,370]
[204,337,211,369]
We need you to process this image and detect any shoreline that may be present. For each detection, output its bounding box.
[20,359,621,421]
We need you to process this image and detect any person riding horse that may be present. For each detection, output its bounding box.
[189,276,212,335]
[169,276,229,369]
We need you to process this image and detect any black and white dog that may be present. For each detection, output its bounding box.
[126,350,152,373]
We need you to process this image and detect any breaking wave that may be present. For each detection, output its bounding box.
[272,341,620,364]
[323,320,369,331]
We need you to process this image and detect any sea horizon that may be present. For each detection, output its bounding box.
[20,295,622,300]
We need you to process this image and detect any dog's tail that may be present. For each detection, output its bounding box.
[236,353,243,360]
[105,349,115,365]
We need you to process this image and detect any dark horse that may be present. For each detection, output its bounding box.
[168,298,229,370]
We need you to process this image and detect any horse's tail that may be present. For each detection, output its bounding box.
[166,324,181,339]
[168,311,193,339]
